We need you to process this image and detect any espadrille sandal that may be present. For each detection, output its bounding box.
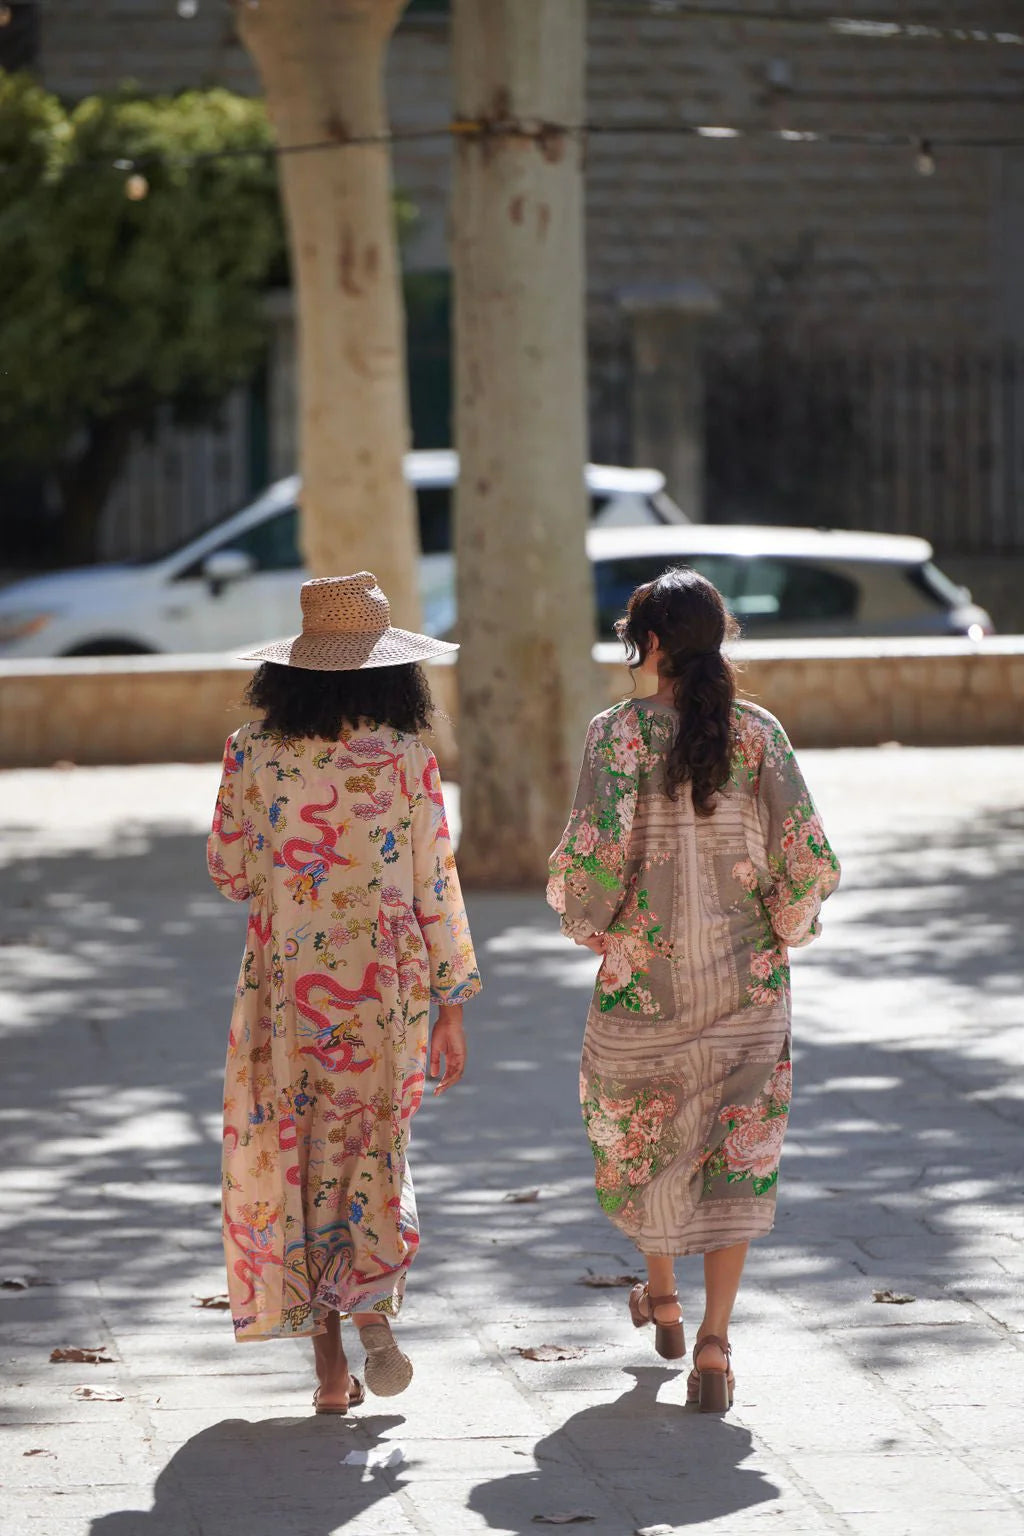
[686,1335,734,1413]
[359,1321,414,1397]
[627,1284,686,1360]
[313,1376,365,1414]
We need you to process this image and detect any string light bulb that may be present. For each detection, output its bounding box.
[125,173,150,201]
[915,138,936,176]
[0,6,13,27]
[176,0,198,17]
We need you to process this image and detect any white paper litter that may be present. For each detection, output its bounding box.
[341,1446,405,1470]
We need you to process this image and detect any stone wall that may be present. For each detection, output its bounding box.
[38,3,1023,330]
[2,640,1020,776]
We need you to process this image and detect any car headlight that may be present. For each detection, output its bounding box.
[0,612,56,644]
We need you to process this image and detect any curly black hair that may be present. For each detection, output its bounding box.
[616,567,739,818]
[244,661,433,739]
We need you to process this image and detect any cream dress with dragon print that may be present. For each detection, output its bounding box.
[208,722,481,1342]
[547,699,839,1256]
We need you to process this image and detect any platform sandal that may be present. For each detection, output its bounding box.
[359,1320,414,1397]
[686,1334,734,1413]
[627,1284,686,1361]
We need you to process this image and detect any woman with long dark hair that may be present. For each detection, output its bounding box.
[207,573,481,1413]
[547,568,839,1412]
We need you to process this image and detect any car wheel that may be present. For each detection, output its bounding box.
[61,640,159,656]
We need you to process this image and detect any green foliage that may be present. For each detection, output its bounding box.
[0,73,286,470]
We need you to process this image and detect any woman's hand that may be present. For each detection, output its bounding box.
[573,932,606,955]
[430,1004,467,1096]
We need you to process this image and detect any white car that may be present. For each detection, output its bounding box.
[0,456,991,655]
[424,524,993,643]
[0,453,683,658]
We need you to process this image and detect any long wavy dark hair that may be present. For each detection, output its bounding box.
[244,661,433,738]
[615,567,739,817]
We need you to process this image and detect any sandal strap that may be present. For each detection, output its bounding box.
[647,1291,680,1308]
[694,1333,731,1363]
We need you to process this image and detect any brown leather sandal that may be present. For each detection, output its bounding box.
[313,1376,365,1414]
[686,1335,734,1413]
[627,1284,686,1360]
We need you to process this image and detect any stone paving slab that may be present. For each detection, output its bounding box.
[1,747,1023,1534]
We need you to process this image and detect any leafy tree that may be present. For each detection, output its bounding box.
[0,74,285,562]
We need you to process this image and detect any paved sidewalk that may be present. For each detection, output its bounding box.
[1,747,1022,1535]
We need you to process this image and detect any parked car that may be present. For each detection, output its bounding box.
[587,524,993,641]
[0,453,686,658]
[423,524,994,643]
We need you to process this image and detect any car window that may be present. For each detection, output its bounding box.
[908,560,966,610]
[735,558,859,630]
[417,485,452,554]
[593,556,740,639]
[590,492,657,526]
[179,507,301,576]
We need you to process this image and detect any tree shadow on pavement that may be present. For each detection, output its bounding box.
[468,1366,776,1535]
[86,1412,406,1536]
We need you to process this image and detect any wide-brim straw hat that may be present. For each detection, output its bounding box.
[239,571,458,671]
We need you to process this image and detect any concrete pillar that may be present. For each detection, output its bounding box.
[619,280,719,520]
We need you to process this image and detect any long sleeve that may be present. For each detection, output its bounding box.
[547,707,642,940]
[207,730,251,903]
[755,722,840,947]
[409,743,482,1005]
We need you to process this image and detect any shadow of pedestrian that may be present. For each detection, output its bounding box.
[468,1367,778,1535]
[87,1412,406,1536]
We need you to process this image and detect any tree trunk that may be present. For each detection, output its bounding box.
[452,0,598,886]
[236,0,421,625]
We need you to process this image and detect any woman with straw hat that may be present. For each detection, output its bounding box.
[207,572,481,1413]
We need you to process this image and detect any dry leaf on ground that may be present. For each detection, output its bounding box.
[192,1294,231,1309]
[72,1385,124,1402]
[532,1515,596,1526]
[514,1344,587,1362]
[872,1289,916,1305]
[503,1188,541,1203]
[23,1449,55,1458]
[50,1347,114,1364]
[1,1275,53,1290]
[576,1273,641,1289]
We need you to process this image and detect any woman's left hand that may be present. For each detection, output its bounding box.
[573,932,606,955]
[430,1006,467,1096]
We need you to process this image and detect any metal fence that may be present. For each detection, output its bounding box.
[98,389,254,562]
[704,341,1024,557]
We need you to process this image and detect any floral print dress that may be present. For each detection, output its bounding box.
[207,722,481,1342]
[547,699,839,1256]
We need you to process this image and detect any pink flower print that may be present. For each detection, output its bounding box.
[789,845,820,888]
[627,1157,653,1185]
[750,950,775,982]
[620,1130,645,1161]
[599,936,634,994]
[781,832,796,851]
[721,1112,787,1178]
[765,1061,792,1105]
[606,718,642,776]
[782,816,794,832]
[545,876,567,913]
[327,923,351,949]
[595,1158,619,1193]
[804,812,825,847]
[749,983,778,1006]
[573,821,600,858]
[732,859,758,892]
[587,1108,623,1150]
